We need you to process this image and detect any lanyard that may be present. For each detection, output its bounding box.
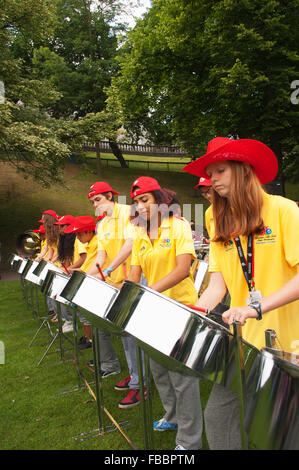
[233,233,255,292]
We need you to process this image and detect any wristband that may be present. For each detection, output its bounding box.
[103,267,113,277]
[250,303,262,321]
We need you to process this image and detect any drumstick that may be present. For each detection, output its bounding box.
[62,263,70,274]
[96,263,105,281]
[183,303,210,314]
[183,303,223,317]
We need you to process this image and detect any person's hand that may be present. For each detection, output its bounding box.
[222,306,258,326]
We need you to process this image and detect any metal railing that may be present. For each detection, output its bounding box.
[82,141,188,157]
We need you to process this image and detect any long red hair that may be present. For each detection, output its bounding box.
[212,161,265,242]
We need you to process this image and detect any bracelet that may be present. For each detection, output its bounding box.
[250,303,262,321]
[103,267,113,277]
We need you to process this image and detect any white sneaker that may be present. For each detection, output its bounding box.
[175,445,188,450]
[62,321,73,333]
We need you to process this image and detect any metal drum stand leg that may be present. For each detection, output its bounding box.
[37,299,74,366]
[233,322,248,450]
[72,327,135,448]
[137,346,154,449]
[29,288,54,347]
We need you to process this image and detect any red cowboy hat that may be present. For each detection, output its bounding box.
[194,177,212,189]
[183,137,278,184]
[87,181,119,198]
[130,176,161,198]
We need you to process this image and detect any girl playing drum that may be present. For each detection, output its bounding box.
[128,176,203,451]
[184,137,299,449]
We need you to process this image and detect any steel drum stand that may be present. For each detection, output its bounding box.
[36,299,74,366]
[57,306,95,395]
[233,322,248,450]
[136,346,154,449]
[29,290,55,347]
[72,325,134,448]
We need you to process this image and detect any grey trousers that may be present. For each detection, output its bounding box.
[150,359,203,450]
[122,335,145,389]
[60,303,73,322]
[204,383,248,450]
[97,329,120,373]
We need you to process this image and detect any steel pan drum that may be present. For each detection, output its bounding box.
[8,253,24,271]
[41,269,72,306]
[16,258,31,275]
[106,280,259,387]
[32,260,63,286]
[22,259,41,285]
[60,271,120,334]
[245,347,299,450]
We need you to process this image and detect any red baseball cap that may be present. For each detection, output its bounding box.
[33,225,45,234]
[87,181,119,199]
[54,215,75,226]
[194,177,212,189]
[38,210,59,223]
[130,176,161,198]
[64,216,96,234]
[183,137,278,184]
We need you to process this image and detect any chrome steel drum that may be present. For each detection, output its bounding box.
[16,230,41,258]
[245,347,299,450]
[32,260,63,286]
[41,269,72,306]
[22,260,41,285]
[106,280,259,386]
[17,258,31,275]
[60,271,120,334]
[8,253,24,271]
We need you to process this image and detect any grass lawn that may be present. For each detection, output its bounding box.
[0,279,212,450]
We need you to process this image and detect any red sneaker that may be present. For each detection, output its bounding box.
[119,389,145,409]
[114,376,131,391]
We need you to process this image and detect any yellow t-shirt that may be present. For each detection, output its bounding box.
[73,238,87,264]
[206,192,299,352]
[131,216,197,305]
[80,235,98,273]
[97,203,136,285]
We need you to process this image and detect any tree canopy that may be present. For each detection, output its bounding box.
[112,0,299,185]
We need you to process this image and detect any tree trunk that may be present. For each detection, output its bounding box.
[95,140,102,176]
[109,141,128,168]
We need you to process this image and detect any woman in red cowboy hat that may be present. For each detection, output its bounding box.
[128,176,203,451]
[184,137,299,449]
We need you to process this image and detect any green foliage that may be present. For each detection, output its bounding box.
[0,0,70,186]
[112,0,299,176]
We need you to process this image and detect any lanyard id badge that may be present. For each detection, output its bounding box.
[246,289,262,306]
[233,233,262,305]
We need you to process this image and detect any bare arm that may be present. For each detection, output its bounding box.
[88,250,107,277]
[195,271,228,311]
[88,239,133,279]
[44,246,54,262]
[35,243,48,262]
[223,270,299,326]
[105,238,133,273]
[128,265,142,283]
[69,253,87,270]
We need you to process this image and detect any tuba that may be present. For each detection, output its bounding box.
[16,230,41,258]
